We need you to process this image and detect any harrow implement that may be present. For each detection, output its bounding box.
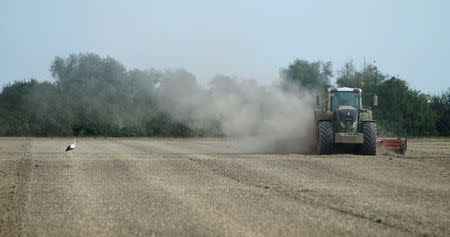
[376,138,407,155]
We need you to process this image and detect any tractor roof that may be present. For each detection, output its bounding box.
[328,87,362,93]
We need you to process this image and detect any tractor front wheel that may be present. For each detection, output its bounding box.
[317,121,333,154]
[359,122,377,155]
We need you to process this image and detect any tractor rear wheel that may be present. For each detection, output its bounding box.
[359,122,377,155]
[318,121,333,154]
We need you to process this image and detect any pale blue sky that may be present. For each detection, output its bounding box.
[1,0,449,94]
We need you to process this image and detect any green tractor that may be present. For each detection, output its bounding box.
[314,87,378,155]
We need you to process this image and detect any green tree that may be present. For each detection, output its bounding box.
[336,61,386,93]
[49,53,134,136]
[0,79,72,136]
[281,59,333,90]
[376,77,437,136]
[430,89,450,136]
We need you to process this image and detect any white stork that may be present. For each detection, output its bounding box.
[65,139,78,157]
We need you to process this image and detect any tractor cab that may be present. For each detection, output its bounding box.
[330,88,361,134]
[330,88,361,112]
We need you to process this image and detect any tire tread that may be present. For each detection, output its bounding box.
[360,122,377,155]
[318,121,334,154]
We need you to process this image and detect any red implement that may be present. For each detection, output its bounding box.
[376,138,407,155]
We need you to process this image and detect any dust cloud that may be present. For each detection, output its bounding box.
[157,71,316,153]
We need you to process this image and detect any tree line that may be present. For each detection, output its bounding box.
[0,53,449,137]
[0,53,219,137]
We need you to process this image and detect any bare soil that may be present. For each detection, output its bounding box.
[0,137,449,236]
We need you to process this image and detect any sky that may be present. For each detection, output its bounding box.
[1,0,449,94]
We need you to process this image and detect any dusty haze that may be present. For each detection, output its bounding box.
[157,71,316,153]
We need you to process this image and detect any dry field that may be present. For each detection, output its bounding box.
[0,137,449,236]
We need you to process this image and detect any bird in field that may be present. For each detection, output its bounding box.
[65,139,78,157]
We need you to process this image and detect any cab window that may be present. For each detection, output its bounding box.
[331,92,359,111]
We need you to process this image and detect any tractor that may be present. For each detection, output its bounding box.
[314,87,378,155]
